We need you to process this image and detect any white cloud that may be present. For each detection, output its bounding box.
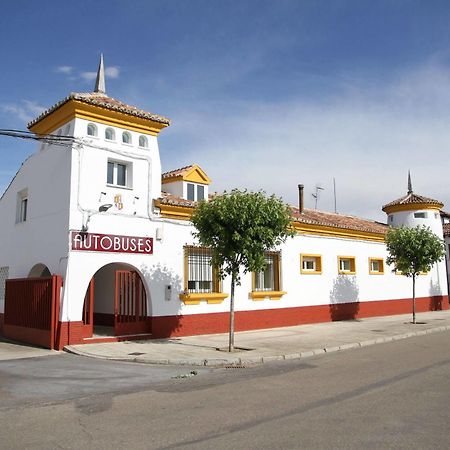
[0,100,45,123]
[105,66,120,78]
[55,66,73,74]
[161,61,450,222]
[80,66,120,83]
[80,71,97,82]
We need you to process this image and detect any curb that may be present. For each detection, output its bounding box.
[64,324,450,367]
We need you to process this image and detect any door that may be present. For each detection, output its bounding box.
[81,278,94,338]
[114,270,149,335]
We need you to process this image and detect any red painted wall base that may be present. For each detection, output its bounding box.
[7,295,449,350]
[151,295,449,338]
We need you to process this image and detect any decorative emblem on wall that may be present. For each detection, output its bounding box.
[114,194,124,210]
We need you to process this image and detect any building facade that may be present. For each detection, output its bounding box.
[0,59,448,349]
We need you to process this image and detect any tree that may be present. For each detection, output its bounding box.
[191,190,293,351]
[385,225,446,324]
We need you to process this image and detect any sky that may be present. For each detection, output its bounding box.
[1,0,450,222]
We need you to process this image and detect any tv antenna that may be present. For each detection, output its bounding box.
[312,185,324,210]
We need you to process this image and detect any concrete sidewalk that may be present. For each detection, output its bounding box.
[65,310,450,366]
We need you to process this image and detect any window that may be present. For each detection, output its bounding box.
[197,185,205,201]
[414,212,427,219]
[179,247,227,305]
[87,123,97,137]
[388,215,394,223]
[253,252,280,292]
[187,183,195,201]
[105,128,115,141]
[138,135,148,148]
[187,183,206,201]
[122,131,132,145]
[300,254,322,274]
[184,247,220,294]
[369,258,384,275]
[16,189,28,223]
[107,160,131,187]
[338,256,356,275]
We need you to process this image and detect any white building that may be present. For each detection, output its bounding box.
[0,58,448,349]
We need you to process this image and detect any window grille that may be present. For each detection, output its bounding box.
[0,267,9,305]
[185,247,220,293]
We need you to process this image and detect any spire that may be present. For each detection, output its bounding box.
[407,170,413,194]
[94,54,106,95]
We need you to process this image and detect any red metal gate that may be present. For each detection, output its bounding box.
[4,275,62,349]
[81,278,94,338]
[114,270,148,335]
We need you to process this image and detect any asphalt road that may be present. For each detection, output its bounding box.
[1,331,449,449]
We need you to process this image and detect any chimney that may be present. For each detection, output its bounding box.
[298,184,304,214]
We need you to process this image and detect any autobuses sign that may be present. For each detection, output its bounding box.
[71,231,153,255]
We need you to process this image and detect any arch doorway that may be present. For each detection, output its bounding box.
[28,263,51,278]
[82,263,151,339]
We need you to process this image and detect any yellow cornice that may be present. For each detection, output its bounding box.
[156,202,387,241]
[383,203,442,214]
[29,99,169,136]
[291,221,386,242]
[154,200,193,220]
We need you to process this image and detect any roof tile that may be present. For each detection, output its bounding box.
[28,92,170,129]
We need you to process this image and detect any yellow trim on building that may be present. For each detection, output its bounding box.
[179,292,228,305]
[162,165,212,185]
[29,99,168,136]
[250,290,287,301]
[154,201,193,220]
[291,221,386,242]
[338,256,356,275]
[300,254,323,274]
[155,203,387,242]
[368,257,385,275]
[382,203,442,214]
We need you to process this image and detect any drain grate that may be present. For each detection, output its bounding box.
[128,352,146,356]
[224,364,247,369]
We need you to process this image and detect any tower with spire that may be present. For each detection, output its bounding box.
[382,172,444,237]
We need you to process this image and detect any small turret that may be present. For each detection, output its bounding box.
[382,173,444,237]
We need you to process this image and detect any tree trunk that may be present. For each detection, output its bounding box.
[412,274,416,324]
[228,273,235,352]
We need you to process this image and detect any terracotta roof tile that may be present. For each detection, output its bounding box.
[382,192,443,212]
[161,165,196,180]
[291,207,388,234]
[28,92,170,129]
[156,193,388,235]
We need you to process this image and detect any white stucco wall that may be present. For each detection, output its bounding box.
[0,139,72,313]
[389,208,443,236]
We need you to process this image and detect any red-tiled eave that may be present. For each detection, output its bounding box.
[291,207,388,235]
[162,165,196,180]
[156,193,388,235]
[382,192,443,212]
[28,92,170,129]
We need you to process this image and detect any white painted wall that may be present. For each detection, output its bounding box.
[389,209,443,236]
[0,138,72,313]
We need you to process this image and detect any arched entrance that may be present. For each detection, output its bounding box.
[28,263,51,278]
[82,263,151,339]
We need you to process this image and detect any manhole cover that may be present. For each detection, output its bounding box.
[128,352,146,356]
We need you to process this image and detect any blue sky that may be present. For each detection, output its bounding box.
[1,0,450,221]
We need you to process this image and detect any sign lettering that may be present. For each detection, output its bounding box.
[71,232,153,254]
